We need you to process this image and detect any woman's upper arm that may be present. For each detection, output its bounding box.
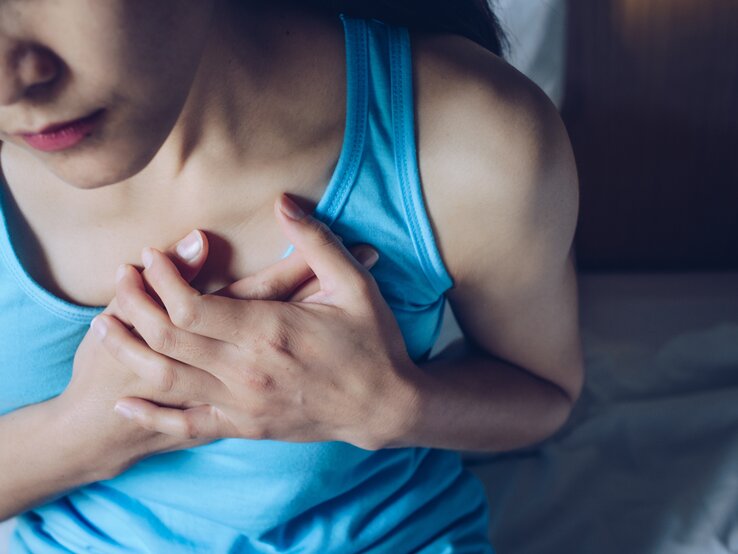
[414,33,584,401]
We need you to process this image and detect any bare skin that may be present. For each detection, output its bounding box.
[0,0,584,520]
[0,0,348,303]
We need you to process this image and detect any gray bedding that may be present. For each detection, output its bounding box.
[460,273,738,554]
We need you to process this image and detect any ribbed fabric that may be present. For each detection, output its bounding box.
[0,14,494,553]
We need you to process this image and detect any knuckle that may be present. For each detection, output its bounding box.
[291,278,320,302]
[348,272,375,298]
[310,219,337,248]
[266,326,292,355]
[170,298,200,330]
[249,315,293,356]
[97,322,125,356]
[136,415,155,432]
[247,426,270,441]
[237,368,276,394]
[250,278,285,300]
[107,336,126,361]
[154,362,177,393]
[148,323,176,353]
[178,417,200,440]
[116,290,133,312]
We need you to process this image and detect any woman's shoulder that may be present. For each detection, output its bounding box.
[409,31,579,284]
[404,33,583,401]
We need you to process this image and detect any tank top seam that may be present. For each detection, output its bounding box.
[317,14,369,227]
[279,13,368,259]
[388,26,454,294]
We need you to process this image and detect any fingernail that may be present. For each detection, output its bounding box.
[175,230,202,261]
[357,248,379,268]
[114,404,135,419]
[90,316,107,339]
[141,248,155,269]
[280,194,305,220]
[116,264,128,283]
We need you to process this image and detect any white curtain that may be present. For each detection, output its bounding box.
[493,0,567,108]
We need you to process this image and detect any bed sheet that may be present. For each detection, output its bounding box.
[461,272,738,554]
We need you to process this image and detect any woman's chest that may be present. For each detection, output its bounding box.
[0,143,335,309]
[6,196,293,308]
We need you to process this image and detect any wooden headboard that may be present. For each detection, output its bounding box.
[562,0,738,270]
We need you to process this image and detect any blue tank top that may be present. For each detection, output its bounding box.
[0,14,494,553]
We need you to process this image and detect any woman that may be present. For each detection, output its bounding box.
[0,0,583,552]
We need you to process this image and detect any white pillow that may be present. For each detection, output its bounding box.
[494,0,567,108]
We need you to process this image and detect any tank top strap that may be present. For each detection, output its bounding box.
[310,14,369,228]
[384,22,454,293]
[283,14,453,299]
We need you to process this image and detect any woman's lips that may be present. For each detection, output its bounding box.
[18,109,105,152]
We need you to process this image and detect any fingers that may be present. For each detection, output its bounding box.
[274,194,380,304]
[212,246,315,300]
[113,398,228,440]
[160,229,209,284]
[133,248,278,343]
[139,230,209,309]
[103,230,208,324]
[215,243,380,303]
[115,262,241,369]
[92,313,225,405]
[288,245,380,302]
[126,215,381,345]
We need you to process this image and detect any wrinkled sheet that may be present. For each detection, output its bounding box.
[456,273,738,554]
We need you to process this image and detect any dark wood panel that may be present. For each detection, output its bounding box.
[562,0,738,270]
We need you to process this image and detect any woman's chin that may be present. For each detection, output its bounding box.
[44,145,157,191]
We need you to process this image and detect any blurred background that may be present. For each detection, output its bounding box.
[498,0,738,271]
[444,1,738,553]
[563,0,738,270]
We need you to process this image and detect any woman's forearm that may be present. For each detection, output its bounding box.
[0,397,105,522]
[384,337,576,452]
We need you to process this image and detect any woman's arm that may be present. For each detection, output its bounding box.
[89,38,582,453]
[0,397,107,522]
[0,233,215,522]
[0,387,209,522]
[0,237,370,522]
[380,33,584,452]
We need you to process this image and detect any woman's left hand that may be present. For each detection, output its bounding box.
[96,194,421,451]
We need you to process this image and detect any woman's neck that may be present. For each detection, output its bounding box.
[4,3,347,231]
[110,2,346,217]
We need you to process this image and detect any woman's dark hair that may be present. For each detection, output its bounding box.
[302,1,508,57]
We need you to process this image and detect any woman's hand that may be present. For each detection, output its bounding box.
[56,230,216,480]
[59,221,381,481]
[96,194,422,451]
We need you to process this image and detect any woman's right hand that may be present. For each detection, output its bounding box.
[54,230,215,481]
[55,229,377,481]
